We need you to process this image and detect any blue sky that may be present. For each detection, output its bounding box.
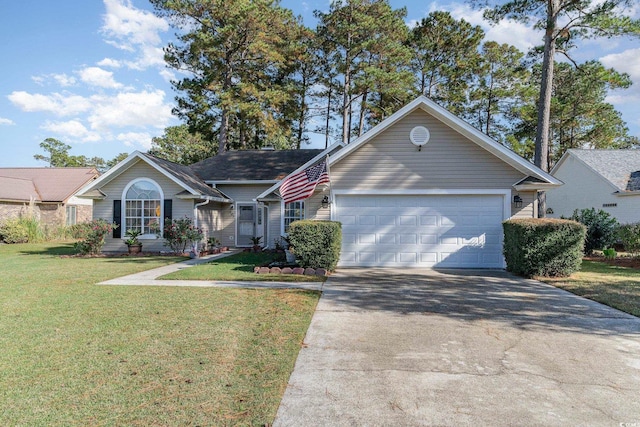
[0,0,638,167]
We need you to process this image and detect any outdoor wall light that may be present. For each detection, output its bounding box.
[321,195,331,209]
[513,195,523,208]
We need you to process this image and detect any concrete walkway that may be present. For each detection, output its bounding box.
[97,250,323,291]
[274,268,640,426]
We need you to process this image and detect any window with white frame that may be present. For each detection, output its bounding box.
[284,201,304,233]
[66,205,77,226]
[124,179,161,236]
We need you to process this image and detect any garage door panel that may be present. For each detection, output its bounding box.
[336,194,505,268]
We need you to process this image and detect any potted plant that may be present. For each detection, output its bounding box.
[124,229,143,254]
[207,236,221,254]
[250,236,262,252]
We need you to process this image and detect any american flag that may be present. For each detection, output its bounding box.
[280,160,330,203]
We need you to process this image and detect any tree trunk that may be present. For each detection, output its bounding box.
[356,92,366,137]
[218,108,229,154]
[325,83,333,149]
[534,0,559,217]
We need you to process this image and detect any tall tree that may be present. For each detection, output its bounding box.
[467,41,531,143]
[315,0,413,143]
[475,0,639,216]
[407,11,484,115]
[510,60,637,167]
[148,125,214,165]
[152,0,306,154]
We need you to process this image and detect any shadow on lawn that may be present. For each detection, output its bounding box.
[324,268,639,336]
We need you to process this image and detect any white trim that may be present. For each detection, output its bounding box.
[235,201,257,247]
[121,177,164,240]
[330,189,512,223]
[208,180,280,185]
[280,199,306,236]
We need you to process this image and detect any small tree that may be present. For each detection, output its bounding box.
[159,217,204,254]
[569,208,618,255]
[617,223,640,257]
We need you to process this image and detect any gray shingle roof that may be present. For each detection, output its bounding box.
[190,149,325,181]
[567,149,640,192]
[0,167,98,202]
[143,153,230,200]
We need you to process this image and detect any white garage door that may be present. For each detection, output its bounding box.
[336,195,505,268]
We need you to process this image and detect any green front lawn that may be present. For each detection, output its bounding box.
[160,251,326,282]
[541,260,640,317]
[0,242,319,426]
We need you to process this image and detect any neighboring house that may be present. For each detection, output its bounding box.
[546,149,640,224]
[77,96,560,268]
[0,167,99,228]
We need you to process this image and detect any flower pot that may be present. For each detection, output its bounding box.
[127,244,143,254]
[285,249,295,263]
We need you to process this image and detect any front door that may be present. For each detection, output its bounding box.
[237,204,255,247]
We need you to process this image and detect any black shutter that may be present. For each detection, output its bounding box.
[163,199,172,237]
[113,200,122,238]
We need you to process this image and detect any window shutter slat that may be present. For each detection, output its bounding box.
[113,200,122,238]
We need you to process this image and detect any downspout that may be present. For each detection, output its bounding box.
[193,198,210,254]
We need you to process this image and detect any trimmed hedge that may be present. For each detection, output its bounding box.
[288,220,342,271]
[503,218,586,278]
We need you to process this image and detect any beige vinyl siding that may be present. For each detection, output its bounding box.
[197,202,226,246]
[306,191,331,221]
[93,160,194,252]
[265,201,282,248]
[331,110,525,191]
[511,191,536,219]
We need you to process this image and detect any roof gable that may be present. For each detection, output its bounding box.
[553,149,640,192]
[0,167,98,202]
[77,152,229,201]
[329,96,560,185]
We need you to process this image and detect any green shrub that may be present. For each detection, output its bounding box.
[68,222,93,239]
[503,218,586,278]
[288,220,342,271]
[0,217,29,243]
[569,208,618,255]
[74,219,117,255]
[617,222,640,257]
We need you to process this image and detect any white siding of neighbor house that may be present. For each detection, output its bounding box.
[304,109,536,221]
[547,155,640,224]
[93,160,194,252]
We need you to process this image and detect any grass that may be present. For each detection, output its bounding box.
[160,251,326,282]
[541,260,640,317]
[0,242,319,426]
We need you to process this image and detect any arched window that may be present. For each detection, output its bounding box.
[123,179,163,237]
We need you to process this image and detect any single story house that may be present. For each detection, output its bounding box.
[77,96,560,268]
[0,167,98,227]
[546,149,640,224]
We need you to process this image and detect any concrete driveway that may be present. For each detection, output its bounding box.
[274,268,640,427]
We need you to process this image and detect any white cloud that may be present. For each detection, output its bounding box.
[601,48,640,106]
[88,89,173,131]
[437,2,540,52]
[31,73,77,87]
[0,117,15,126]
[79,66,123,89]
[97,58,122,68]
[101,0,169,70]
[8,91,93,116]
[159,68,176,82]
[41,120,101,142]
[116,131,153,149]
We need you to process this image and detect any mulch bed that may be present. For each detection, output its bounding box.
[584,255,640,269]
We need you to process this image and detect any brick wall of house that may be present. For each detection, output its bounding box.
[0,202,39,222]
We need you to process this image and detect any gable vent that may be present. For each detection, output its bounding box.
[410,126,430,150]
